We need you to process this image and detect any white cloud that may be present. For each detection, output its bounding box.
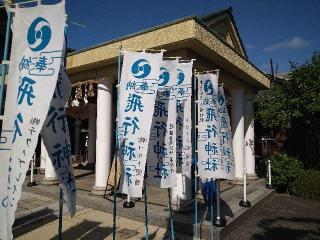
[264,36,311,52]
[246,44,255,49]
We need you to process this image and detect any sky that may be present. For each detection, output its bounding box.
[45,0,320,73]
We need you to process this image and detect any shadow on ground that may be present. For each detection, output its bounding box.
[50,220,112,240]
[222,193,320,240]
[13,208,57,238]
[162,198,234,239]
[253,217,320,240]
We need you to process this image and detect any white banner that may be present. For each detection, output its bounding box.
[217,86,235,180]
[174,62,192,175]
[171,61,193,201]
[42,67,76,215]
[197,73,222,181]
[147,60,177,188]
[197,72,235,181]
[118,51,163,198]
[0,2,66,239]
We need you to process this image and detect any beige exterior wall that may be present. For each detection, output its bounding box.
[66,18,270,92]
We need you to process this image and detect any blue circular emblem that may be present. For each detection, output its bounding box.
[177,69,185,85]
[131,59,151,79]
[218,92,225,105]
[27,17,52,52]
[159,67,170,86]
[204,79,214,95]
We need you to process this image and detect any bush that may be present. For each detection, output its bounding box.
[270,153,303,192]
[291,170,320,200]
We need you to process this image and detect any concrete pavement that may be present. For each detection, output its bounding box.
[222,193,320,240]
[15,192,192,240]
[21,168,273,238]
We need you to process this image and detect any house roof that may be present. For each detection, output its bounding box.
[67,9,270,90]
[199,7,248,59]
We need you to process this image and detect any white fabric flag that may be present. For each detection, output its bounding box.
[118,51,163,198]
[175,62,193,174]
[217,86,235,180]
[171,61,193,201]
[172,61,193,202]
[197,73,223,180]
[0,2,66,239]
[42,67,76,215]
[147,60,177,188]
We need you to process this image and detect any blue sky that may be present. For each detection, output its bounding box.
[60,0,320,73]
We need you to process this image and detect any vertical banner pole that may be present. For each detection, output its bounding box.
[144,171,149,240]
[27,154,37,186]
[113,47,122,240]
[30,156,34,183]
[168,188,175,240]
[193,70,199,239]
[267,159,272,188]
[57,12,69,240]
[216,179,221,223]
[0,2,13,114]
[244,170,247,201]
[58,187,63,240]
[210,179,214,240]
[239,168,251,207]
[214,179,226,226]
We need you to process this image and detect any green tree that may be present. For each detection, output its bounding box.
[255,52,320,167]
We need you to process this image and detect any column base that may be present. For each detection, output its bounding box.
[239,199,251,208]
[27,181,37,187]
[230,178,244,185]
[86,162,95,170]
[247,173,258,180]
[91,185,108,196]
[266,184,273,189]
[42,177,59,185]
[123,201,135,208]
[214,217,226,227]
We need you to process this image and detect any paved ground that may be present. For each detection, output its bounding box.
[15,191,320,239]
[20,168,272,238]
[14,192,192,240]
[222,193,320,240]
[15,170,320,239]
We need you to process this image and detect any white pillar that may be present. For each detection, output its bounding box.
[92,78,113,195]
[42,142,58,185]
[87,102,97,167]
[245,96,257,179]
[171,173,192,209]
[39,139,47,174]
[231,89,245,184]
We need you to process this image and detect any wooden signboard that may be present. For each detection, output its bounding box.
[107,155,122,190]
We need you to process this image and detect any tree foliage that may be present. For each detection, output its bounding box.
[270,153,303,193]
[255,52,320,130]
